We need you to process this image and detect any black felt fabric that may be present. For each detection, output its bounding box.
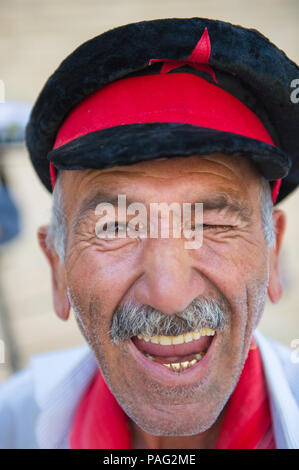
[47,123,291,181]
[25,17,299,203]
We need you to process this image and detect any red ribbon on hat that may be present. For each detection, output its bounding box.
[149,27,217,83]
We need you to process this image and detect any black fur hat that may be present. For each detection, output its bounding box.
[25,17,299,203]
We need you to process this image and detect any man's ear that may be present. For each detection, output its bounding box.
[37,225,70,321]
[267,209,287,304]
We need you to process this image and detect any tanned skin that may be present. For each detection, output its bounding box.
[38,154,286,449]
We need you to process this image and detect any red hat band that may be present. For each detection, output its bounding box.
[50,72,280,203]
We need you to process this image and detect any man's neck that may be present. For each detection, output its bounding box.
[129,405,227,449]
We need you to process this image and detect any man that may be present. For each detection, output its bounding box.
[0,17,298,449]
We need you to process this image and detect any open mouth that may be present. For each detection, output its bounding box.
[131,328,215,373]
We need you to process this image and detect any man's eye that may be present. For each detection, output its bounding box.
[95,221,127,239]
[102,222,126,233]
[114,222,127,233]
[100,222,114,233]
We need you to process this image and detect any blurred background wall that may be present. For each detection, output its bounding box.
[0,0,298,383]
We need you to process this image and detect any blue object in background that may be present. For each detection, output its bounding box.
[0,100,30,245]
[0,183,20,245]
[0,101,31,144]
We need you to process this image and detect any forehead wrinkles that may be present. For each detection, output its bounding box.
[68,170,245,204]
[62,154,255,193]
[61,154,259,229]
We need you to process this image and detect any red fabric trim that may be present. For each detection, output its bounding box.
[53,73,274,150]
[215,339,275,449]
[149,28,217,82]
[69,372,131,449]
[49,162,56,188]
[69,339,275,449]
[190,27,212,65]
[50,69,280,203]
[272,178,282,204]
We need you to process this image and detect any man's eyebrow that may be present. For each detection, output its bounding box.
[78,193,120,217]
[73,192,135,231]
[73,191,252,232]
[201,194,253,222]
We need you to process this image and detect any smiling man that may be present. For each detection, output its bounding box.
[0,17,298,449]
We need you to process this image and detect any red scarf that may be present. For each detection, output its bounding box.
[69,339,275,449]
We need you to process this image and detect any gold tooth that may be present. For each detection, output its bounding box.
[170,362,181,372]
[180,361,190,372]
[163,356,205,372]
[181,360,190,368]
[189,359,197,366]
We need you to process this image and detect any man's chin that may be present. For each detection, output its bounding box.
[126,403,222,437]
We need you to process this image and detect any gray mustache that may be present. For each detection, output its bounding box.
[109,297,229,343]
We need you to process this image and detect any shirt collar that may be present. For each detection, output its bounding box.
[30,344,98,448]
[255,329,299,449]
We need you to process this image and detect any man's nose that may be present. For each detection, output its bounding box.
[133,239,206,315]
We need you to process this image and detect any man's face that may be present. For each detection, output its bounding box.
[55,154,272,435]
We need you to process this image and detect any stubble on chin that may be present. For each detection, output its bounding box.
[66,275,268,438]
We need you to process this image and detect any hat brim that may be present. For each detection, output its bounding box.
[47,123,291,198]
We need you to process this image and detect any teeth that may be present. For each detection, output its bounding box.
[189,359,197,366]
[150,335,159,344]
[139,328,213,373]
[193,331,201,340]
[159,336,172,345]
[180,361,189,372]
[164,356,202,373]
[145,353,154,360]
[147,352,207,373]
[137,328,215,345]
[138,335,151,342]
[184,333,193,343]
[173,335,183,345]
